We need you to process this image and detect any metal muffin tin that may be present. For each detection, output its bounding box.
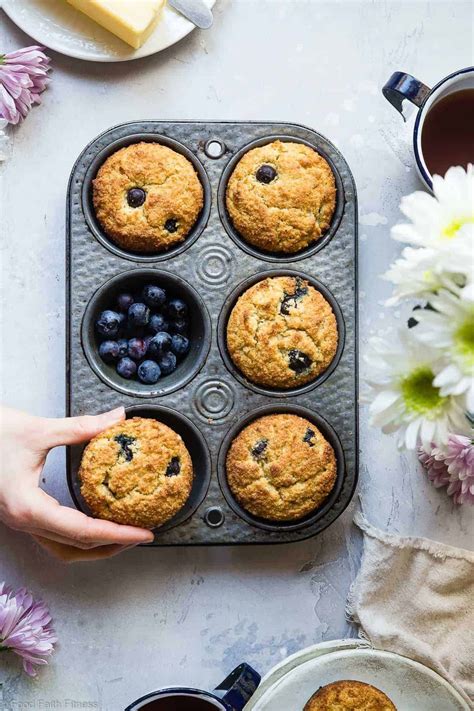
[66,120,358,545]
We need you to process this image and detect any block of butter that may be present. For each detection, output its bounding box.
[67,0,166,49]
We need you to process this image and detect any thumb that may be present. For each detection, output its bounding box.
[40,407,125,448]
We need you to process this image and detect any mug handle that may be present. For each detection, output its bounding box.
[213,663,261,710]
[382,71,431,121]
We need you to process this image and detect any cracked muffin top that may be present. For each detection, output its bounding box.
[226,276,339,389]
[79,417,193,529]
[226,413,337,521]
[225,140,336,254]
[304,680,397,710]
[92,142,204,253]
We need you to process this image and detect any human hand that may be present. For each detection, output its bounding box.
[0,406,154,562]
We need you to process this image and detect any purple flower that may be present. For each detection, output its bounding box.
[0,46,51,125]
[419,434,474,505]
[0,582,57,677]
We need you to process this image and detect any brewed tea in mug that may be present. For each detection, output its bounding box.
[138,696,222,710]
[421,88,474,177]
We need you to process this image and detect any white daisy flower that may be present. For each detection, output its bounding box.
[391,164,474,292]
[365,329,468,450]
[384,246,465,305]
[413,290,474,411]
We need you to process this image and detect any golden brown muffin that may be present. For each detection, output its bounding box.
[226,413,337,521]
[92,141,204,253]
[304,680,397,711]
[226,276,338,389]
[225,140,336,253]
[79,417,193,529]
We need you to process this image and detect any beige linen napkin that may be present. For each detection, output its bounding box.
[347,511,474,707]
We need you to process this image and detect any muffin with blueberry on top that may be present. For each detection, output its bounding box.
[226,275,338,389]
[92,141,204,253]
[79,417,193,529]
[225,140,336,253]
[304,680,397,710]
[226,413,337,521]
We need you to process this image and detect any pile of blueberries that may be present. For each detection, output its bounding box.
[95,284,190,385]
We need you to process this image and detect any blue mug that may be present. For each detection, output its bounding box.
[383,66,474,189]
[125,663,261,710]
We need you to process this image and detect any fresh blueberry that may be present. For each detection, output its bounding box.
[170,334,189,358]
[138,360,161,384]
[117,293,134,313]
[128,302,150,328]
[144,334,154,351]
[164,218,178,233]
[128,337,147,361]
[117,338,129,357]
[142,285,166,309]
[148,332,172,358]
[167,298,188,320]
[127,187,146,208]
[169,318,188,335]
[148,313,169,334]
[116,357,137,379]
[117,312,126,329]
[98,340,119,363]
[158,351,177,375]
[256,164,277,184]
[95,310,121,339]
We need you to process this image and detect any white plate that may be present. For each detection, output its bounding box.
[2,0,216,62]
[245,640,469,711]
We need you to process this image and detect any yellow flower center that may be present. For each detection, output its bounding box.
[442,216,474,239]
[455,311,474,368]
[400,367,445,416]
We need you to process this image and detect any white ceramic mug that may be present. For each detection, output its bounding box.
[383,67,474,190]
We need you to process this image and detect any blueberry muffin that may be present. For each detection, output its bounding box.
[226,276,338,389]
[304,681,397,710]
[225,140,336,253]
[226,414,337,521]
[92,142,204,253]
[79,417,193,529]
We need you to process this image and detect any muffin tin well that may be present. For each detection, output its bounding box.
[70,405,212,535]
[217,404,346,534]
[81,132,212,262]
[66,120,358,545]
[217,135,345,263]
[81,268,211,398]
[217,269,345,398]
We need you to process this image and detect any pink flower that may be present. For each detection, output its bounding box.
[0,46,51,125]
[419,434,474,505]
[0,582,57,677]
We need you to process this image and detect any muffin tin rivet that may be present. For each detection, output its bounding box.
[204,138,226,159]
[204,506,225,528]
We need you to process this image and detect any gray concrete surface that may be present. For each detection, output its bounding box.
[0,1,473,708]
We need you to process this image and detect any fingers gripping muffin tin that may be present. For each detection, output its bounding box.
[66,121,358,545]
